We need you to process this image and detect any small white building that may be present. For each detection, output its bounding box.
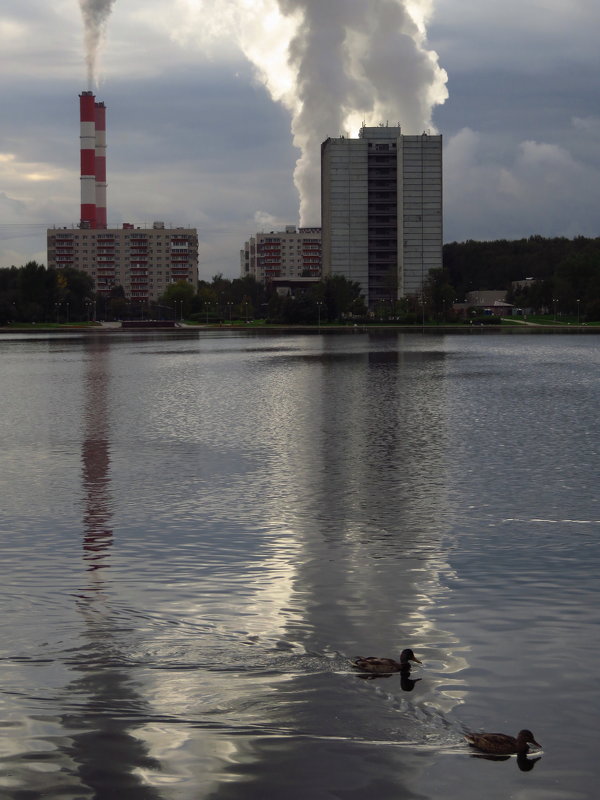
[241,225,322,284]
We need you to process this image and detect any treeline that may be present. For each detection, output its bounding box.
[0,262,367,325]
[0,262,95,325]
[443,235,600,318]
[3,235,600,325]
[163,273,367,324]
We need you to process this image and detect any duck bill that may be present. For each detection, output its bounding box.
[411,657,422,664]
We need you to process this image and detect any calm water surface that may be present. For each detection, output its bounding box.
[1,330,599,799]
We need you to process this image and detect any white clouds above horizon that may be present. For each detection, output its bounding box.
[1,0,599,274]
[444,123,600,241]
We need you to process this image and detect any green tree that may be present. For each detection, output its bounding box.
[422,268,457,321]
[159,280,196,319]
[321,275,364,322]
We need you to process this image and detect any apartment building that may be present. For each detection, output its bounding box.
[47,221,198,303]
[241,225,322,283]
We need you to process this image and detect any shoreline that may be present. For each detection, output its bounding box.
[1,322,599,335]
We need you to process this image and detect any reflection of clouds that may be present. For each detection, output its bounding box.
[91,333,469,793]
[253,338,467,708]
[200,334,470,797]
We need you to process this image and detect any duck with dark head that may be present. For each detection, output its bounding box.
[465,729,541,756]
[351,648,422,675]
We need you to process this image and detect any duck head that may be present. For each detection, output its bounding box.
[399,648,422,665]
[517,730,541,750]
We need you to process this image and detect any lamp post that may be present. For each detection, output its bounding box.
[317,301,322,331]
[227,302,233,323]
[205,302,211,325]
[577,298,581,325]
[553,297,558,322]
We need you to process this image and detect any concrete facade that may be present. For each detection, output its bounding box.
[47,221,198,303]
[241,225,322,283]
[321,125,442,307]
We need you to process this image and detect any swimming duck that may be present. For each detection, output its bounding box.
[465,729,541,756]
[351,648,422,674]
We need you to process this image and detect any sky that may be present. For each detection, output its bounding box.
[1,0,600,280]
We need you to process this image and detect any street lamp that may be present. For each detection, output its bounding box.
[316,301,322,331]
[227,302,233,323]
[205,302,211,325]
[553,297,558,322]
[577,298,581,325]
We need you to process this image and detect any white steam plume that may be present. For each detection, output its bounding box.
[179,0,447,225]
[79,0,116,87]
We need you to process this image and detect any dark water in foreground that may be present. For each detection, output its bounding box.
[1,330,599,799]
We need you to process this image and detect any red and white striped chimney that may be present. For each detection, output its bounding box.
[79,91,96,229]
[94,101,107,229]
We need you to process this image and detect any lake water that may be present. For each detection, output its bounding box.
[1,329,599,799]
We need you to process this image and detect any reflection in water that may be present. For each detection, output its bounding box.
[354,672,423,692]
[205,336,467,797]
[517,754,542,772]
[470,753,542,772]
[81,338,113,575]
[401,674,422,692]
[64,337,163,799]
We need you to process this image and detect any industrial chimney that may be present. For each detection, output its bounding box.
[79,91,96,229]
[94,101,107,229]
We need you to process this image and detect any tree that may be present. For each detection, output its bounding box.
[159,280,196,319]
[321,275,364,322]
[422,268,457,321]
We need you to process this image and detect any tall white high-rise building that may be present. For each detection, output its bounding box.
[321,125,442,307]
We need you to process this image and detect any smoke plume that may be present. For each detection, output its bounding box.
[183,0,448,225]
[79,0,116,87]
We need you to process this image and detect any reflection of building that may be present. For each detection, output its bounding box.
[46,91,198,303]
[321,125,442,307]
[81,338,113,573]
[241,225,322,283]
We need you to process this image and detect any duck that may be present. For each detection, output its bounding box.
[465,729,541,756]
[351,648,422,674]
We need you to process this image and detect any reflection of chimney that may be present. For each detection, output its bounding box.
[80,91,96,229]
[95,102,107,229]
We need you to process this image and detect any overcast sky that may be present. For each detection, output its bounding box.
[1,0,599,279]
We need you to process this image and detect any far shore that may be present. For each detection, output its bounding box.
[2,320,600,335]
